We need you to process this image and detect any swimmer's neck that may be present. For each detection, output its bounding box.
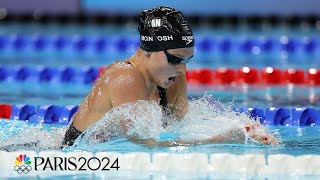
[127,49,157,95]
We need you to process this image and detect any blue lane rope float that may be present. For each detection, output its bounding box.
[9,104,79,125]
[0,65,99,84]
[0,35,317,53]
[1,103,320,126]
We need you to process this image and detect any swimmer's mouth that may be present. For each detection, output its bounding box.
[168,76,176,82]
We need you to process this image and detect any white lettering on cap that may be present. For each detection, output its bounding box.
[141,35,153,41]
[151,19,161,27]
[182,36,194,45]
[156,35,173,41]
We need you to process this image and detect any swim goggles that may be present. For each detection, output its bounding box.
[164,50,193,64]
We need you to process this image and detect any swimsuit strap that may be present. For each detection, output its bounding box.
[157,86,170,128]
[157,86,168,109]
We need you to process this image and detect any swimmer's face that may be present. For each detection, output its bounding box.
[148,47,194,88]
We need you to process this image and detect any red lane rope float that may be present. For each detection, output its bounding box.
[186,68,215,85]
[284,68,305,84]
[307,68,320,86]
[186,67,318,86]
[261,67,283,85]
[215,67,236,85]
[0,104,12,119]
[237,67,259,84]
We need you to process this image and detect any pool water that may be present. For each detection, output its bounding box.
[1,22,320,179]
[2,81,320,108]
[1,118,320,179]
[0,117,320,155]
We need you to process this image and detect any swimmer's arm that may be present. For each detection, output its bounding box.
[172,75,189,119]
[128,128,246,147]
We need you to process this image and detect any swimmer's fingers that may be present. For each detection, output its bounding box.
[261,137,279,146]
[245,123,262,132]
[250,133,279,145]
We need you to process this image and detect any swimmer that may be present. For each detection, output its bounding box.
[63,6,278,147]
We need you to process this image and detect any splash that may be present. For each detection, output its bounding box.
[75,95,277,147]
[172,95,265,143]
[74,100,164,146]
[0,95,278,152]
[0,120,66,151]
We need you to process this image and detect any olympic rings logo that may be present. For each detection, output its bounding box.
[14,165,32,174]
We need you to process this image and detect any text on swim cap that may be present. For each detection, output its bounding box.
[141,35,173,42]
[145,18,168,28]
[182,36,194,45]
[151,19,161,27]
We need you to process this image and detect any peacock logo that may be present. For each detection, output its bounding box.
[14,154,32,174]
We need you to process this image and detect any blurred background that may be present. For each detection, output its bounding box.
[0,0,320,109]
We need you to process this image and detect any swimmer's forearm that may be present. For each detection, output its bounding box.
[128,128,245,147]
[175,128,246,145]
[145,135,244,146]
[131,136,243,147]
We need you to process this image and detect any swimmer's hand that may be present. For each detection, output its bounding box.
[245,124,279,146]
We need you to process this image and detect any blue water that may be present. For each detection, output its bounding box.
[0,119,320,156]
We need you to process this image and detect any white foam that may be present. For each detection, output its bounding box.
[76,100,164,146]
[1,95,278,151]
[75,95,274,148]
[0,123,66,152]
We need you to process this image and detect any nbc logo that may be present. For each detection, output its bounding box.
[14,155,32,174]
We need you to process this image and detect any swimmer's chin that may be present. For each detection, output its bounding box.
[160,80,176,88]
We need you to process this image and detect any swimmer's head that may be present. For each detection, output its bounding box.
[137,6,194,55]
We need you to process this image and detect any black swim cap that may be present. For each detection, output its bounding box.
[137,6,194,52]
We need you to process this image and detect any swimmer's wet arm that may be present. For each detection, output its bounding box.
[128,128,246,147]
[172,74,189,119]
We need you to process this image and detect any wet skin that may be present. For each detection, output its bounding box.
[72,47,193,132]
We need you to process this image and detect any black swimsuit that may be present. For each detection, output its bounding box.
[62,61,169,146]
[62,122,83,146]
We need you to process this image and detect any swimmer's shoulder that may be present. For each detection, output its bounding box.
[106,61,148,105]
[99,61,146,88]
